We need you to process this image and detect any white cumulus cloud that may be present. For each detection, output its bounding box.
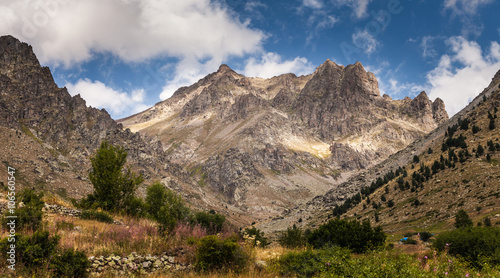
[65,79,149,119]
[427,36,500,116]
[0,0,264,67]
[242,53,315,78]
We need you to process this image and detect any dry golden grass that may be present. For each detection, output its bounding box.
[46,213,171,257]
[43,191,75,208]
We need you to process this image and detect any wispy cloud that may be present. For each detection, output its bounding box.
[443,0,493,15]
[334,0,372,19]
[352,30,379,55]
[443,0,494,37]
[421,36,438,58]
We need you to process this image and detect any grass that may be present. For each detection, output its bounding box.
[2,210,500,277]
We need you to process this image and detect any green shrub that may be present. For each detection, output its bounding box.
[194,235,248,273]
[80,210,114,223]
[122,196,147,217]
[433,227,500,268]
[50,248,90,278]
[192,210,226,234]
[3,188,45,231]
[5,230,59,268]
[419,231,433,242]
[403,238,418,245]
[275,247,351,278]
[146,182,190,233]
[307,219,386,253]
[242,227,269,247]
[278,224,306,248]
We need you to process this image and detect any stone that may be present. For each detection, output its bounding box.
[153,260,162,268]
[254,260,267,270]
[142,261,152,268]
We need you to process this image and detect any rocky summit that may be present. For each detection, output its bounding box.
[0,35,448,227]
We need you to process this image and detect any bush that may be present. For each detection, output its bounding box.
[50,248,90,277]
[194,235,248,273]
[433,227,500,268]
[278,224,306,248]
[80,210,114,223]
[146,182,190,233]
[403,238,418,245]
[87,141,143,211]
[242,227,269,247]
[419,231,433,242]
[307,219,386,253]
[1,230,60,268]
[3,188,45,231]
[122,196,147,217]
[192,211,226,234]
[275,247,351,278]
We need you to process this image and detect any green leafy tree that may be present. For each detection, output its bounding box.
[145,181,168,220]
[87,141,143,211]
[454,209,473,229]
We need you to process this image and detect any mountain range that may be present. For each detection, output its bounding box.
[5,35,492,231]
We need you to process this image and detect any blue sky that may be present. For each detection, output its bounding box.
[1,0,500,119]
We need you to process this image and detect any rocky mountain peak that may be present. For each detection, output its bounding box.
[0,36,50,83]
[314,59,344,75]
[217,64,234,74]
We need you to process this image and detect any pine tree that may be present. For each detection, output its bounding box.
[477,144,484,156]
[454,209,473,229]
